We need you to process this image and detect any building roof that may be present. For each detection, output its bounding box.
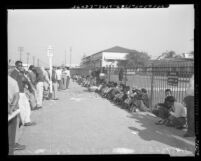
[94,46,136,55]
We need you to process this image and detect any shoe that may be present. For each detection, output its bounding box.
[183,132,195,137]
[14,143,26,151]
[36,106,42,110]
[33,106,42,110]
[176,126,186,130]
[165,123,174,127]
[24,122,36,126]
[155,121,164,125]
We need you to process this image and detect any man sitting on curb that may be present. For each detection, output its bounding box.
[153,89,172,125]
[164,96,187,129]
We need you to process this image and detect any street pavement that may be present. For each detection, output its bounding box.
[14,81,195,156]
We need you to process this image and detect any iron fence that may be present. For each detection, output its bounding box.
[106,61,194,109]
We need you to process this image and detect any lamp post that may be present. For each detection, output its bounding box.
[18,47,24,61]
[33,56,35,66]
[70,47,72,67]
[47,46,53,97]
[26,52,30,68]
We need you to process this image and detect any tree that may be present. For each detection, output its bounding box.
[156,50,177,60]
[189,51,194,58]
[118,50,151,68]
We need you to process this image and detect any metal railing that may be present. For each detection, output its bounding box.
[106,62,194,109]
[71,60,194,109]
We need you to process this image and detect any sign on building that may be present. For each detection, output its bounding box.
[167,71,179,86]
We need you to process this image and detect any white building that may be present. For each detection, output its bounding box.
[65,63,80,68]
[81,46,134,68]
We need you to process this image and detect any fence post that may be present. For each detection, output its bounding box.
[150,63,154,110]
[124,66,127,85]
[108,66,111,82]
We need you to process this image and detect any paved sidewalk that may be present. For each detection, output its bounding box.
[15,82,195,156]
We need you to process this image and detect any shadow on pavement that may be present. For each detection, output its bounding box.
[127,114,195,154]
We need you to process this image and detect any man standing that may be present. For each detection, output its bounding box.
[65,67,70,89]
[31,66,44,109]
[56,67,62,90]
[27,65,37,110]
[10,61,35,126]
[8,75,25,155]
[52,66,59,100]
[183,74,194,137]
[61,67,67,90]
[164,96,187,129]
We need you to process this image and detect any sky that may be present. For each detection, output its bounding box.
[8,5,194,66]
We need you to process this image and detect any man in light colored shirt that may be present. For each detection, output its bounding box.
[64,66,70,89]
[56,67,62,90]
[165,96,187,129]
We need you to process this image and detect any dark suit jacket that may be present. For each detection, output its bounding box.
[10,69,24,93]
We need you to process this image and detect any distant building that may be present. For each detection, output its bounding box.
[80,46,136,69]
[64,63,80,68]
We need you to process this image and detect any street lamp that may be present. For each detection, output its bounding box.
[47,45,53,97]
[18,47,24,61]
[26,52,30,68]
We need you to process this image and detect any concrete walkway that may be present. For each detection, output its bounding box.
[15,82,195,156]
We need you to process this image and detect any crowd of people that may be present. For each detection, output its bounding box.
[8,60,71,155]
[74,72,195,138]
[8,62,194,155]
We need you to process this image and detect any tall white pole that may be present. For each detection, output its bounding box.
[49,57,53,93]
[70,47,72,67]
[47,46,53,94]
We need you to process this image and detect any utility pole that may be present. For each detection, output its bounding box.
[33,56,35,66]
[65,49,66,66]
[18,47,24,61]
[26,52,30,67]
[47,45,53,97]
[70,47,72,67]
[37,58,39,67]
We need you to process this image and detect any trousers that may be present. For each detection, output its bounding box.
[36,82,44,107]
[184,95,195,134]
[8,116,17,155]
[66,76,70,89]
[57,80,62,90]
[52,82,58,99]
[19,93,31,124]
[62,76,67,89]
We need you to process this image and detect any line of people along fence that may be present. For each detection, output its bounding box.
[71,60,194,109]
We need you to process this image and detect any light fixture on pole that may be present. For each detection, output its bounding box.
[47,45,53,97]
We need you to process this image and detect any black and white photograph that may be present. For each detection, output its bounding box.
[7,4,196,156]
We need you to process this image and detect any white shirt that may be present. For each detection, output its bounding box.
[170,102,187,118]
[63,70,70,77]
[186,75,194,96]
[56,69,62,80]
